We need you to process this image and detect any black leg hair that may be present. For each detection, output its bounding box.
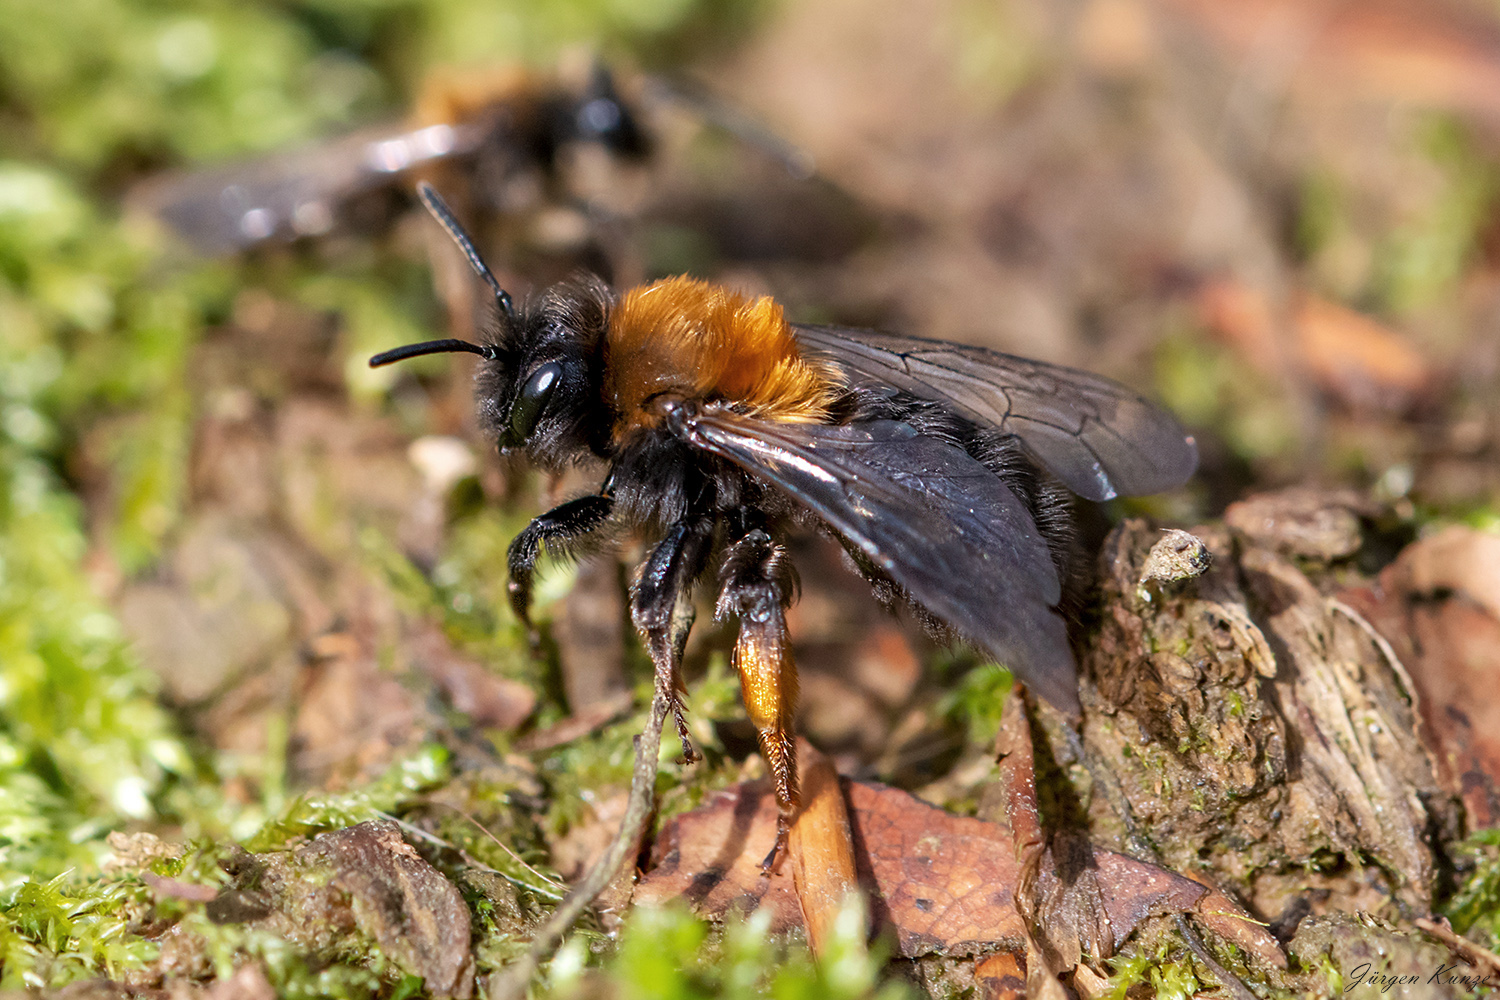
[715,524,799,871]
[506,493,615,627]
[631,518,715,764]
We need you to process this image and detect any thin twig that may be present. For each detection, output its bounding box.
[487,675,673,1000]
[424,801,566,891]
[1175,913,1259,1000]
[1414,916,1500,978]
[375,810,564,902]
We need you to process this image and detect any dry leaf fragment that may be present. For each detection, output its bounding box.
[405,624,536,729]
[1197,280,1431,411]
[141,873,221,903]
[1184,876,1289,970]
[1339,525,1500,828]
[639,773,1239,963]
[1224,487,1370,561]
[299,821,475,999]
[790,742,863,955]
[1395,525,1500,622]
[973,950,1028,1000]
[204,963,277,1000]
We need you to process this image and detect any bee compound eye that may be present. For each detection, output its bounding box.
[507,362,563,444]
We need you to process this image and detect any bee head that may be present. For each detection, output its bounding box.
[369,183,610,469]
[474,278,610,467]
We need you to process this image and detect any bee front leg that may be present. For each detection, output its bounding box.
[716,527,799,872]
[506,493,615,628]
[631,518,715,763]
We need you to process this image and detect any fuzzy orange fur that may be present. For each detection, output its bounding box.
[606,277,840,439]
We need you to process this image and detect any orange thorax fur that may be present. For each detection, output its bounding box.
[605,277,839,441]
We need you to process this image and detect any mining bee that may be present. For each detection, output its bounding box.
[372,183,1197,866]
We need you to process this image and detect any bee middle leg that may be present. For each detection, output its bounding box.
[716,526,799,872]
[631,517,715,763]
[506,493,615,627]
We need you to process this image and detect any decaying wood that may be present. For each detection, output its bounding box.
[628,487,1498,996]
[1062,487,1500,995]
[1078,491,1464,922]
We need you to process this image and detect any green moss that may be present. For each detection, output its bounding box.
[1371,117,1498,316]
[936,661,1014,747]
[0,872,158,989]
[245,744,452,852]
[1103,937,1202,1000]
[543,900,917,1000]
[1445,829,1500,946]
[0,0,795,990]
[1155,327,1299,469]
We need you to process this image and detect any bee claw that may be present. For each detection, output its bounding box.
[673,704,700,764]
[760,821,790,875]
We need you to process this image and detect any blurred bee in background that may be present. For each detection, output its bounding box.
[128,60,654,262]
[372,183,1199,867]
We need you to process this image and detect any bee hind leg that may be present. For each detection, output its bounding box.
[716,527,799,873]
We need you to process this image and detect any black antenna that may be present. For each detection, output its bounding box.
[370,338,496,367]
[415,181,514,318]
[640,76,815,180]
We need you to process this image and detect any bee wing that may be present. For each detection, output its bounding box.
[127,122,487,256]
[674,407,1080,714]
[794,324,1197,502]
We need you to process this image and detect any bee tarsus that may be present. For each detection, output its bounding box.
[504,493,615,626]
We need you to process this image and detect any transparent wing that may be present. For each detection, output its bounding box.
[795,323,1197,502]
[674,407,1080,713]
[127,122,488,256]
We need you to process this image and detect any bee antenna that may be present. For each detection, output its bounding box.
[369,338,498,367]
[415,182,515,320]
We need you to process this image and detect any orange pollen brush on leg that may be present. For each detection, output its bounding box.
[715,527,801,871]
[733,602,800,869]
[605,277,840,440]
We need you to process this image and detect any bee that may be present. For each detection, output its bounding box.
[373,183,1198,865]
[129,63,650,257]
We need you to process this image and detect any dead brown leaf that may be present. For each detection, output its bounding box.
[1339,525,1500,828]
[638,773,1251,963]
[1394,525,1500,622]
[634,780,801,929]
[298,821,475,999]
[404,623,536,729]
[1197,280,1431,412]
